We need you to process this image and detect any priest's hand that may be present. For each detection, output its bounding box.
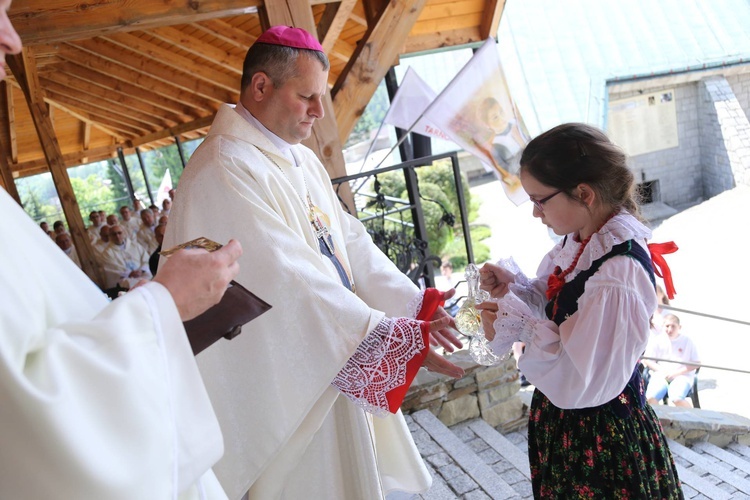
[154,239,242,321]
[429,288,463,353]
[423,348,464,379]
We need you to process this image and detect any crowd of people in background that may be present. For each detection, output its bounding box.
[40,188,175,294]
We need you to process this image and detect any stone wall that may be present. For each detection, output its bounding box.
[401,351,526,432]
[608,70,750,207]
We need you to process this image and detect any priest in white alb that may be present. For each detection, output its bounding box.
[163,26,465,500]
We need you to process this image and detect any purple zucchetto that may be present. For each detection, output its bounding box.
[255,25,324,52]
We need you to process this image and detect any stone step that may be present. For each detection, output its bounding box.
[692,441,750,476]
[669,439,750,496]
[410,410,522,499]
[467,419,531,481]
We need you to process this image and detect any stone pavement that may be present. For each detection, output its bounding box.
[407,405,750,499]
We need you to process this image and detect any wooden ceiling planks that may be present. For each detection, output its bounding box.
[5,0,505,180]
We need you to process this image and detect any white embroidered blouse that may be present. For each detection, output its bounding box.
[511,211,658,409]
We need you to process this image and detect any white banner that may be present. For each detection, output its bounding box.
[382,67,452,141]
[424,39,531,205]
[154,169,172,208]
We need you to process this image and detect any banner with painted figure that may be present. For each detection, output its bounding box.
[154,168,172,208]
[382,66,452,142]
[424,38,531,206]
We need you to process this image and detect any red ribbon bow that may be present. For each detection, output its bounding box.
[648,241,678,299]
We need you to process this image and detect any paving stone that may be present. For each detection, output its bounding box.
[477,448,502,464]
[513,480,533,497]
[491,458,514,474]
[427,452,454,468]
[499,468,527,485]
[467,437,489,453]
[438,464,464,481]
[446,474,478,495]
[463,489,491,500]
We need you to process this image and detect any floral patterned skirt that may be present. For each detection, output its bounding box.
[527,369,683,499]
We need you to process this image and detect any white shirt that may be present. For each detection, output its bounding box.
[515,211,658,409]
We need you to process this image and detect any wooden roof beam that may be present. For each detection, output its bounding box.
[56,60,198,120]
[148,26,244,75]
[70,38,234,104]
[128,114,216,149]
[105,32,239,92]
[10,0,263,45]
[43,70,183,127]
[6,47,104,285]
[0,82,21,204]
[57,45,219,114]
[318,0,357,54]
[4,83,18,163]
[332,0,428,144]
[480,0,506,39]
[192,19,257,51]
[44,96,127,141]
[40,78,173,131]
[404,26,482,53]
[44,91,147,136]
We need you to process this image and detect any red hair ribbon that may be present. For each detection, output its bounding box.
[647,242,678,300]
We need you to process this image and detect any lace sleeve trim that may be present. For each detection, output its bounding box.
[332,317,426,417]
[407,290,425,319]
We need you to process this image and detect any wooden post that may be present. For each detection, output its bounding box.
[0,81,21,205]
[7,48,105,286]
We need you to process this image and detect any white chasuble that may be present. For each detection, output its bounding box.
[163,104,431,499]
[0,188,226,499]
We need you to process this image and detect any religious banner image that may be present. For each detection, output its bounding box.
[425,39,531,206]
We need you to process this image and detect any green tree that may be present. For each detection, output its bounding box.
[345,81,390,148]
[70,174,116,220]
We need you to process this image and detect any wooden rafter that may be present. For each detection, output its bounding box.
[44,96,127,141]
[193,19,257,50]
[148,26,244,75]
[10,0,263,45]
[56,61,197,120]
[43,91,147,136]
[404,26,482,54]
[480,0,506,39]
[332,0,428,144]
[6,47,104,285]
[104,32,238,92]
[43,71,182,127]
[0,82,21,204]
[319,0,357,54]
[70,38,234,104]
[41,78,170,131]
[128,114,215,149]
[4,83,18,163]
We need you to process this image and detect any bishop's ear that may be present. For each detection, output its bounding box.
[249,72,272,101]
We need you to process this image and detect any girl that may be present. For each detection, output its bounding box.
[478,123,682,498]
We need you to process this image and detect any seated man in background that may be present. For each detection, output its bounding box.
[645,313,701,407]
[101,224,152,289]
[55,232,81,269]
[137,208,159,254]
[119,205,140,237]
[85,211,104,243]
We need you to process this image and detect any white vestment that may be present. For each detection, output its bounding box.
[137,224,159,254]
[122,216,140,238]
[0,188,227,499]
[100,238,152,289]
[62,244,82,268]
[164,104,431,500]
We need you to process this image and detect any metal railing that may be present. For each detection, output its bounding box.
[331,152,474,288]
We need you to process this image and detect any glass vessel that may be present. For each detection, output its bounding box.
[455,264,499,366]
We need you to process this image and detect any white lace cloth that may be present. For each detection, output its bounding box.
[332,316,426,417]
[488,292,538,356]
[553,209,652,279]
